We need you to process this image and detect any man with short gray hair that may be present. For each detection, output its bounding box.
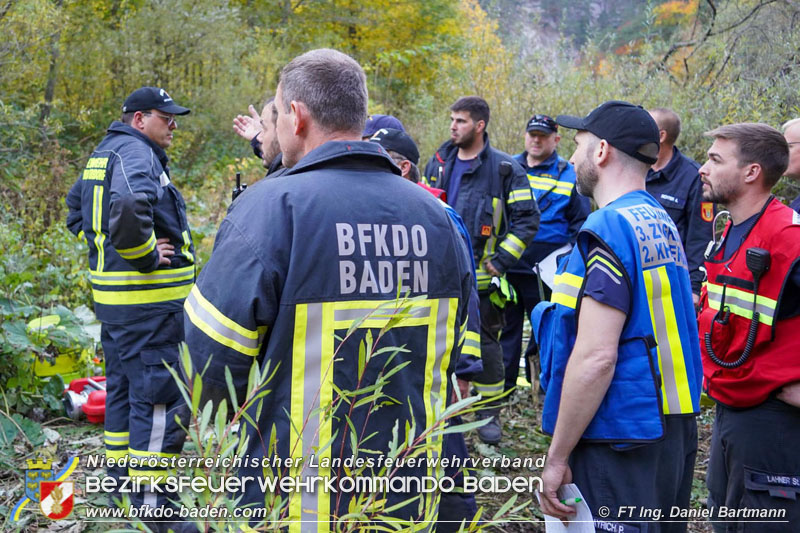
[186,49,478,527]
[782,117,800,211]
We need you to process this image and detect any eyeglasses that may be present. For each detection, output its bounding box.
[143,111,177,127]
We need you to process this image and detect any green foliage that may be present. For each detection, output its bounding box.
[0,209,97,416]
[149,297,527,531]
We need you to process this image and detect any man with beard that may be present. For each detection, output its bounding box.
[696,123,800,532]
[423,96,540,444]
[232,98,285,176]
[534,101,702,532]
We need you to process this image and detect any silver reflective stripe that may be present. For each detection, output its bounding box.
[429,302,451,465]
[91,270,193,283]
[186,291,260,351]
[707,290,774,319]
[302,303,324,531]
[554,280,580,300]
[462,337,480,353]
[144,403,165,507]
[334,305,431,323]
[648,272,681,413]
[586,262,622,285]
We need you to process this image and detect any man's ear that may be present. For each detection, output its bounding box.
[475,119,486,135]
[743,163,762,185]
[290,100,307,136]
[596,139,610,166]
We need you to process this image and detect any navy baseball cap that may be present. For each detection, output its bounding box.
[526,114,558,134]
[122,87,191,115]
[556,101,659,165]
[369,128,420,165]
[363,114,405,138]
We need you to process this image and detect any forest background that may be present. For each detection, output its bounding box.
[1,0,799,529]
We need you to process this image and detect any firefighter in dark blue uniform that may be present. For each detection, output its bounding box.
[65,87,194,518]
[423,96,540,444]
[501,114,590,392]
[646,108,714,303]
[185,49,478,529]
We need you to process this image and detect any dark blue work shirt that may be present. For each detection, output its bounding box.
[791,194,800,212]
[646,146,713,295]
[445,157,472,207]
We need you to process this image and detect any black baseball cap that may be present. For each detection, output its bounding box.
[369,128,420,165]
[122,87,191,115]
[556,100,659,165]
[526,114,558,134]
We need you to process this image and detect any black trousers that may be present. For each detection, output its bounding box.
[569,415,698,533]
[707,398,800,533]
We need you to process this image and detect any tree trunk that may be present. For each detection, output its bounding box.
[39,0,64,124]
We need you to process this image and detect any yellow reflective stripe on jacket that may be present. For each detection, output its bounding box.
[507,187,533,204]
[93,268,195,285]
[643,266,694,415]
[184,286,265,357]
[104,430,129,446]
[706,283,776,326]
[462,330,481,359]
[105,449,128,460]
[473,380,504,397]
[551,271,583,309]
[90,266,195,286]
[117,232,156,260]
[181,230,194,263]
[92,185,105,272]
[93,283,192,306]
[478,197,504,275]
[288,298,456,528]
[499,233,527,261]
[476,271,492,291]
[529,175,574,197]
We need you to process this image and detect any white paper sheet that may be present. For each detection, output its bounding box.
[533,243,573,290]
[536,483,594,533]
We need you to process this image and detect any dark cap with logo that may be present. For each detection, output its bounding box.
[526,114,558,134]
[363,114,405,138]
[556,101,659,165]
[122,87,191,115]
[369,128,419,165]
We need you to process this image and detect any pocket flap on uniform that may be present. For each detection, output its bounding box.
[744,466,800,500]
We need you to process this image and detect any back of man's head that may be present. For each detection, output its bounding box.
[705,123,789,188]
[451,96,490,126]
[279,49,367,135]
[650,107,681,146]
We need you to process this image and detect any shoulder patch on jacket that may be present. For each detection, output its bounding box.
[701,202,714,222]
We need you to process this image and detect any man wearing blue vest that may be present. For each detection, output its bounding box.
[534,101,702,532]
[501,114,590,392]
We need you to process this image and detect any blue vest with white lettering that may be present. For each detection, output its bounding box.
[531,190,702,442]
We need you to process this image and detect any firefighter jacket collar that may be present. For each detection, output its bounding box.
[107,121,169,167]
[284,140,402,177]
